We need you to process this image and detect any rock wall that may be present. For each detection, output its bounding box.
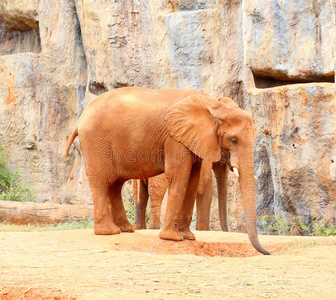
[0,0,335,230]
[244,0,336,229]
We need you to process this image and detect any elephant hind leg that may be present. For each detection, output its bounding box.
[109,181,135,233]
[91,187,121,235]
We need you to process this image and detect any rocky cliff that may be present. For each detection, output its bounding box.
[0,0,335,231]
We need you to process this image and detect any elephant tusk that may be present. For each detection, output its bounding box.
[254,175,258,181]
[233,167,239,177]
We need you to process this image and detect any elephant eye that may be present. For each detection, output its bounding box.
[231,138,237,145]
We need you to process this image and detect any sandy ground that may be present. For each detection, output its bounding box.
[0,227,336,299]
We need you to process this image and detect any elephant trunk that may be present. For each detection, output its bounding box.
[238,149,271,255]
[213,162,229,231]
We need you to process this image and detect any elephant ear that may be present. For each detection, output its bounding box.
[218,96,239,108]
[165,95,221,162]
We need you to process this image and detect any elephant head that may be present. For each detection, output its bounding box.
[165,95,270,255]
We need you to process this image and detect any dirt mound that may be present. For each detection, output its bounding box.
[113,240,265,257]
[110,230,290,257]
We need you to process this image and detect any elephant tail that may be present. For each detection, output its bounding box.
[64,127,78,157]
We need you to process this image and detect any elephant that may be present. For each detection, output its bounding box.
[132,97,239,232]
[132,159,230,232]
[64,87,271,255]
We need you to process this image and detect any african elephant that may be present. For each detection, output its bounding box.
[132,159,230,231]
[64,87,270,255]
[133,97,239,232]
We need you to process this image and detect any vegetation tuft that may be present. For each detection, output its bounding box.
[259,215,336,236]
[0,218,94,232]
[0,145,36,202]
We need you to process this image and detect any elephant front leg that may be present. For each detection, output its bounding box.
[91,187,121,235]
[159,181,186,241]
[179,161,202,240]
[159,146,194,241]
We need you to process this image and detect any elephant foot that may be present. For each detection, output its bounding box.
[134,222,147,230]
[159,228,183,241]
[180,228,196,240]
[118,222,135,233]
[148,224,160,230]
[94,223,121,235]
[114,218,135,232]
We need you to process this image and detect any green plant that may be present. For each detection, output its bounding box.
[259,215,289,235]
[0,146,36,202]
[0,218,94,232]
[259,214,336,236]
[0,146,17,192]
[310,218,336,236]
[47,218,94,230]
[123,180,135,224]
[0,179,37,202]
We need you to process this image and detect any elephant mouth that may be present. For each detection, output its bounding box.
[214,150,237,173]
[215,150,244,177]
[218,150,231,165]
